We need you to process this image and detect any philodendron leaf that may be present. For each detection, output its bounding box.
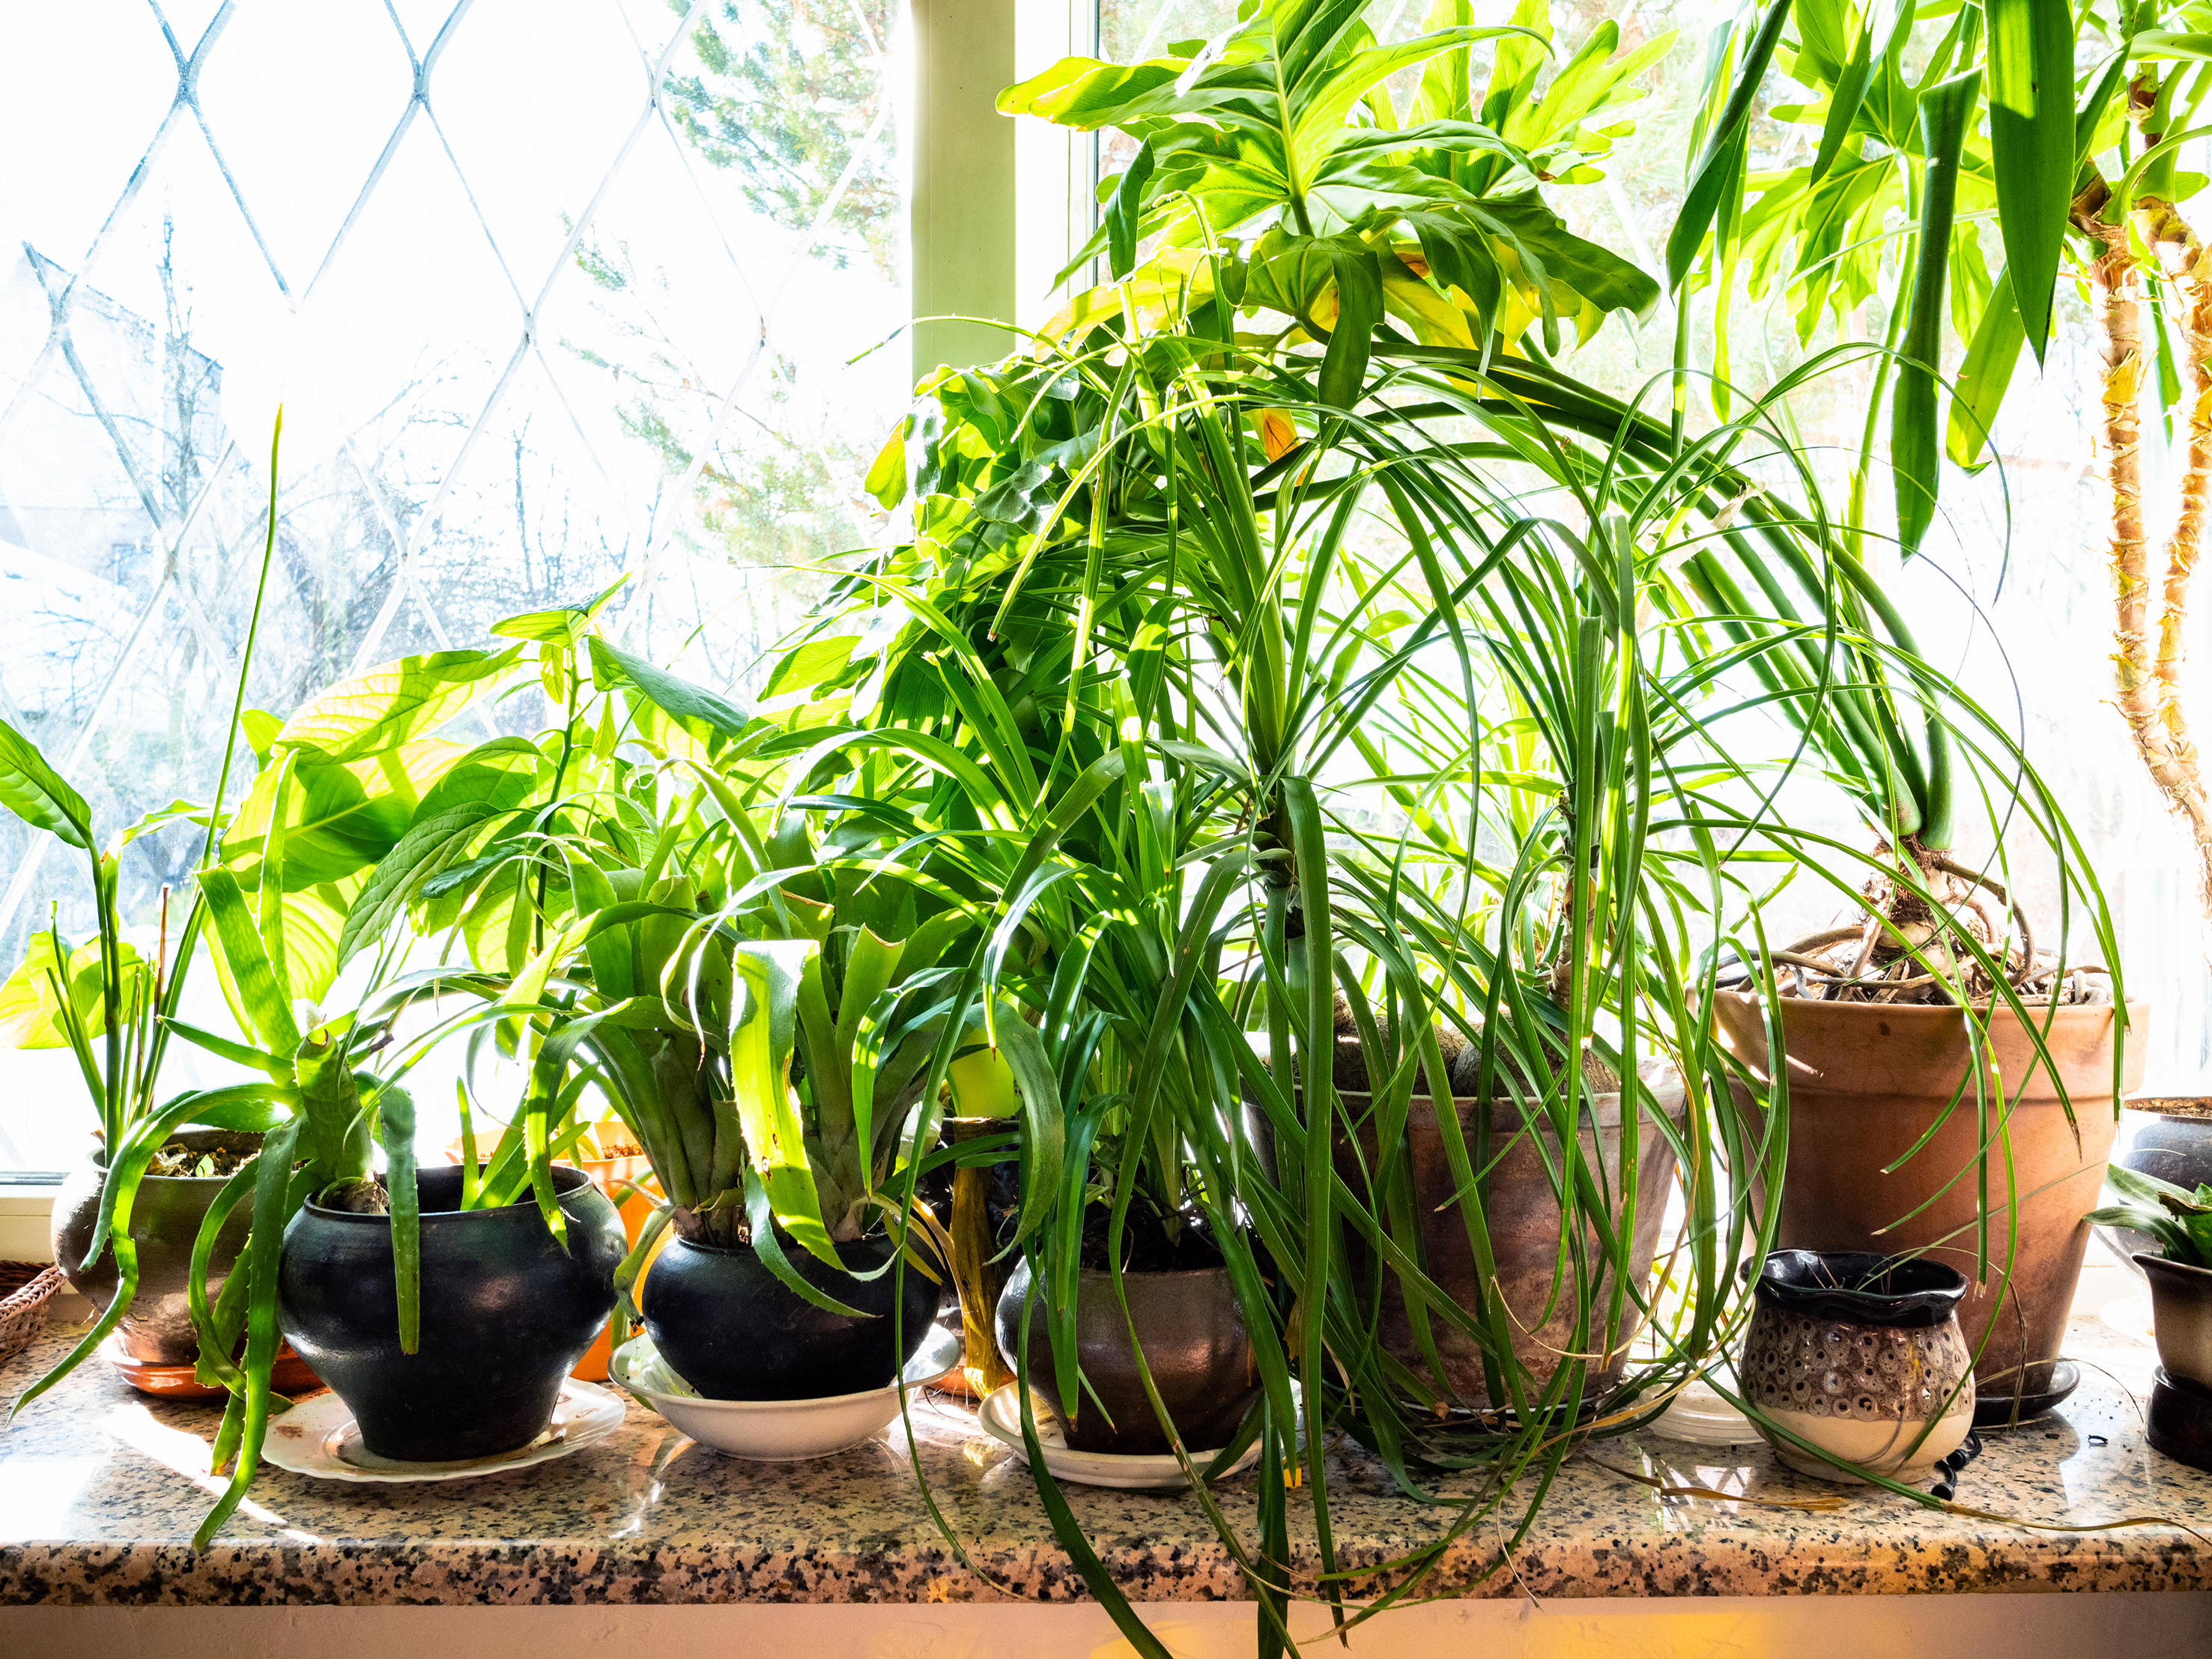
[729,938,841,1268]
[0,716,92,849]
[272,648,521,763]
[588,637,761,756]
[0,935,149,1046]
[334,801,516,971]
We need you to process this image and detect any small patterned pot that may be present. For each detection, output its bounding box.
[1739,1249,1976,1483]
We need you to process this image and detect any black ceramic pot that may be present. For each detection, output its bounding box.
[2101,1101,2212,1272]
[51,1129,263,1366]
[278,1165,624,1462]
[994,1258,1260,1455]
[640,1232,939,1400]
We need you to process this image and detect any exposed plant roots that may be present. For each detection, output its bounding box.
[1760,840,2107,1007]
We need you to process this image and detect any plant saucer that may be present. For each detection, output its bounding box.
[258,1378,624,1482]
[611,1323,960,1461]
[975,1383,1274,1490]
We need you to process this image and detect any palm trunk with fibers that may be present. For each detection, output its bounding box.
[2133,196,2212,913]
[2082,204,2179,882]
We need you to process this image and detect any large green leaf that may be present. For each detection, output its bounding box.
[222,739,463,889]
[1893,67,1981,556]
[0,934,148,1047]
[1984,0,2073,362]
[729,938,840,1268]
[589,637,760,754]
[0,718,92,849]
[271,649,519,763]
[1666,0,1792,289]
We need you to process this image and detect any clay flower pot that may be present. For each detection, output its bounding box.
[566,1153,661,1383]
[994,1258,1260,1455]
[1331,1073,1685,1408]
[1740,1249,1975,1483]
[1715,993,2145,1399]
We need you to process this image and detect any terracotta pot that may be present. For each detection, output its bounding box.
[2100,1100,2212,1274]
[1740,1249,1975,1482]
[2139,1254,2212,1392]
[995,1258,1259,1454]
[1715,993,2146,1397]
[1329,1074,1685,1410]
[52,1129,264,1375]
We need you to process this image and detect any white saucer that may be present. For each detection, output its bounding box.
[976,1383,1269,1489]
[258,1379,624,1483]
[612,1323,960,1461]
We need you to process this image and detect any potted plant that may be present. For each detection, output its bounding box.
[336,611,1069,1409]
[2087,1164,2212,1472]
[2088,1165,2212,1394]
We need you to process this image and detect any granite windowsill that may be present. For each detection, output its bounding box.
[2,1311,2206,1607]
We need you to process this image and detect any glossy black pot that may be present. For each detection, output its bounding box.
[278,1165,624,1462]
[640,1232,939,1400]
[995,1258,1260,1454]
[52,1129,263,1366]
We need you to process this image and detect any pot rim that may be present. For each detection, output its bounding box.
[2135,1251,2212,1283]
[300,1161,595,1222]
[1068,1263,1237,1282]
[1715,987,2148,1023]
[1752,1248,1970,1327]
[660,1230,894,1259]
[80,1126,270,1186]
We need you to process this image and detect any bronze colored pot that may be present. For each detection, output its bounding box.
[1336,1076,1684,1409]
[995,1259,1259,1454]
[2140,1254,2212,1392]
[50,1128,264,1368]
[1715,993,2145,1396]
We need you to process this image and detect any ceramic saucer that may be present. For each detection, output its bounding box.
[975,1384,1271,1489]
[258,1378,624,1482]
[613,1323,960,1461]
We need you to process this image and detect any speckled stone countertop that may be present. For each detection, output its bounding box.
[3,1308,2208,1607]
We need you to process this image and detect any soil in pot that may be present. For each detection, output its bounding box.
[1253,1003,1684,1411]
[640,1228,941,1401]
[1715,992,2145,1400]
[278,1163,625,1462]
[52,1127,265,1369]
[993,1207,1261,1455]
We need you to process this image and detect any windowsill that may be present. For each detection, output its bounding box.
[1,1306,2204,1607]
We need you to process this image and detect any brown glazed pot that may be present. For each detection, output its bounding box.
[1337,1074,1684,1408]
[994,1258,1260,1455]
[1715,993,2145,1397]
[2139,1254,2212,1392]
[50,1128,264,1368]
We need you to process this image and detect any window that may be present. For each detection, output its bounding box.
[4,0,2208,1179]
[0,0,927,1170]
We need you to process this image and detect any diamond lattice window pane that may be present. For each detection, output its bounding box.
[0,0,909,1168]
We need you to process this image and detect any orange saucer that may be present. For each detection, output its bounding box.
[103,1335,325,1401]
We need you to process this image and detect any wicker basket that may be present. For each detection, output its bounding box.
[0,1261,65,1367]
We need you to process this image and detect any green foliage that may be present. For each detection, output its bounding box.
[2090,1165,2212,1269]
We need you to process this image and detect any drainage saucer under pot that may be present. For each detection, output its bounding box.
[612,1323,959,1461]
